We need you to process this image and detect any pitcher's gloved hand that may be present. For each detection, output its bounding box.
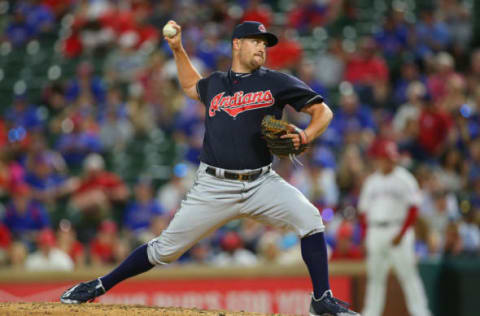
[261,115,308,157]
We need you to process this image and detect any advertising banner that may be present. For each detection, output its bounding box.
[0,276,351,315]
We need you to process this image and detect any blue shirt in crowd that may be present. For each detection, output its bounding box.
[123,200,165,233]
[3,200,50,237]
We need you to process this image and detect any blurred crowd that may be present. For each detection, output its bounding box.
[0,0,479,271]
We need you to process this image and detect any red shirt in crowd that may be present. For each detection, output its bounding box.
[0,119,7,147]
[89,238,114,264]
[100,10,136,35]
[68,241,84,263]
[75,171,125,195]
[344,55,389,84]
[242,9,272,28]
[417,108,453,155]
[0,224,11,249]
[427,72,461,103]
[266,40,302,70]
[62,30,82,58]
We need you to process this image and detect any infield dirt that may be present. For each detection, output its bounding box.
[0,302,292,315]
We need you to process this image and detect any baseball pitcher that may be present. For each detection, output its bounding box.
[61,20,359,316]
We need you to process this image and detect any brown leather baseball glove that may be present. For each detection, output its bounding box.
[261,115,308,157]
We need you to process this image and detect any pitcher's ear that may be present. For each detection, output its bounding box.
[232,38,241,50]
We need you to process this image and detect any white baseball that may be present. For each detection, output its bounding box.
[163,23,177,38]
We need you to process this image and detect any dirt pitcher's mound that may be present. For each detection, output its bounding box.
[0,302,291,316]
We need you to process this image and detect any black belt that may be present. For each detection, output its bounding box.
[205,166,270,181]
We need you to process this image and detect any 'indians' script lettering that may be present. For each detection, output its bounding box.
[209,90,275,117]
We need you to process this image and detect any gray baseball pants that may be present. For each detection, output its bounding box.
[147,162,324,265]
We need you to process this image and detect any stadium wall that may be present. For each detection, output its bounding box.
[0,260,479,315]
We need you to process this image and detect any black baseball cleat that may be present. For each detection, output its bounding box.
[60,278,106,304]
[309,290,360,316]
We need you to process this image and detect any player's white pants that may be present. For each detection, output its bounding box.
[147,162,324,265]
[362,226,431,316]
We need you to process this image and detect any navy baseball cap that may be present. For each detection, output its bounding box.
[232,21,278,47]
